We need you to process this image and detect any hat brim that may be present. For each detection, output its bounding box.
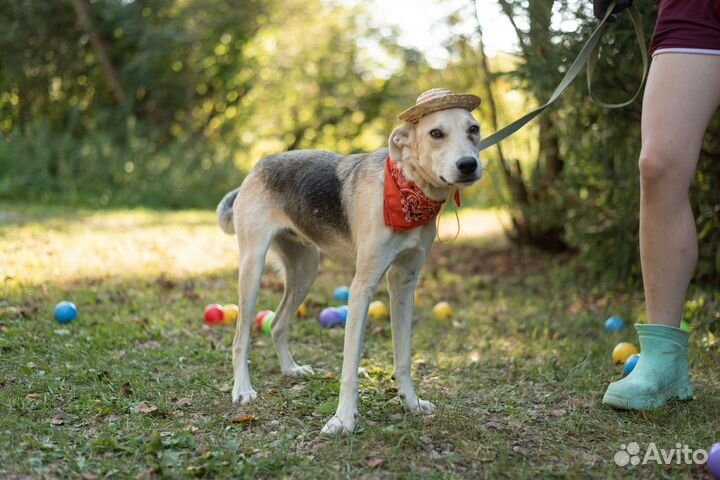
[398,94,481,123]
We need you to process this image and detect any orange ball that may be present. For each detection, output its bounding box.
[222,304,239,325]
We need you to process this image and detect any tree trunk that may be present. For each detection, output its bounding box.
[70,0,126,105]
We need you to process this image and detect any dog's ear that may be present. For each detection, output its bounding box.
[388,123,415,163]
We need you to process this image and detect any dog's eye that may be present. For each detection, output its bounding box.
[468,125,479,135]
[429,129,444,139]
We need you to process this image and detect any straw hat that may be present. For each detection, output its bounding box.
[398,88,481,123]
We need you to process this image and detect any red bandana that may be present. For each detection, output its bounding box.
[383,156,461,232]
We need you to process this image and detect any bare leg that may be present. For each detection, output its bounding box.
[387,250,435,414]
[604,54,720,410]
[268,232,319,377]
[639,54,720,327]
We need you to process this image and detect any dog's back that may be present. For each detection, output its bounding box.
[218,149,386,248]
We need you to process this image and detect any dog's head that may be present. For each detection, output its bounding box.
[388,108,482,191]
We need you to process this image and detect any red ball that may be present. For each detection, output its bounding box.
[204,304,224,325]
[255,310,273,329]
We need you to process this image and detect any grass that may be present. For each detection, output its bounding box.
[1,204,718,479]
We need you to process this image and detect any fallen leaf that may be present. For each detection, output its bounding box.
[175,398,193,407]
[232,415,256,424]
[50,417,64,426]
[26,393,41,401]
[134,404,158,414]
[367,457,384,468]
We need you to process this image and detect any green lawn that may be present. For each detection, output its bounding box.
[1,205,718,479]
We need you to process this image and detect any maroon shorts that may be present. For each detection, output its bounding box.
[649,0,720,55]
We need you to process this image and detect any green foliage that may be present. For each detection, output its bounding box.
[0,118,240,208]
[486,0,719,283]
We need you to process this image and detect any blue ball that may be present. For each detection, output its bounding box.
[54,301,77,324]
[318,307,343,329]
[604,316,625,332]
[332,286,350,303]
[623,353,640,376]
[336,305,348,326]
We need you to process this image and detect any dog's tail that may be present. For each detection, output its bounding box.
[216,187,240,234]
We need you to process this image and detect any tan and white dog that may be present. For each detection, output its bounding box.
[216,89,482,434]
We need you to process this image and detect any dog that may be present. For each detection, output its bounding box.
[216,89,482,434]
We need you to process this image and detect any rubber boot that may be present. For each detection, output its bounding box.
[603,324,692,410]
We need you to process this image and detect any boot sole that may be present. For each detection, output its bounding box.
[602,380,693,410]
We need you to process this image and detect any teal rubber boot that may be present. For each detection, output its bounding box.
[603,324,692,410]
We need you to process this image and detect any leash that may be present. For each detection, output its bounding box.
[436,187,462,244]
[474,1,648,152]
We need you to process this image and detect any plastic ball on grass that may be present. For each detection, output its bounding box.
[296,303,307,318]
[261,312,275,336]
[333,286,350,303]
[336,305,348,326]
[708,443,720,479]
[204,304,224,325]
[604,316,625,333]
[432,301,453,320]
[368,301,388,320]
[612,342,638,364]
[318,307,343,328]
[680,320,691,333]
[223,304,239,325]
[255,310,273,330]
[623,353,640,376]
[54,301,78,324]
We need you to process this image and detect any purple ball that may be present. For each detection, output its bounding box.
[318,308,343,329]
[708,443,720,479]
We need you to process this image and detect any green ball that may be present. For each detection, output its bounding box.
[680,320,691,333]
[262,312,275,336]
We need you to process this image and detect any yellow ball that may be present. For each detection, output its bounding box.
[432,301,453,320]
[612,342,639,364]
[222,304,239,325]
[368,300,388,319]
[296,303,307,318]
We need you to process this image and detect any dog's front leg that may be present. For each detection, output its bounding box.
[321,250,392,435]
[387,250,435,415]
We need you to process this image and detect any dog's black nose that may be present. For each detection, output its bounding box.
[456,156,478,175]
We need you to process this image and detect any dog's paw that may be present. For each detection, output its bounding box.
[321,415,355,435]
[282,364,314,378]
[405,398,436,415]
[231,389,257,405]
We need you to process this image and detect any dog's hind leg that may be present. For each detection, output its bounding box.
[231,215,274,405]
[387,249,435,415]
[268,232,319,377]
